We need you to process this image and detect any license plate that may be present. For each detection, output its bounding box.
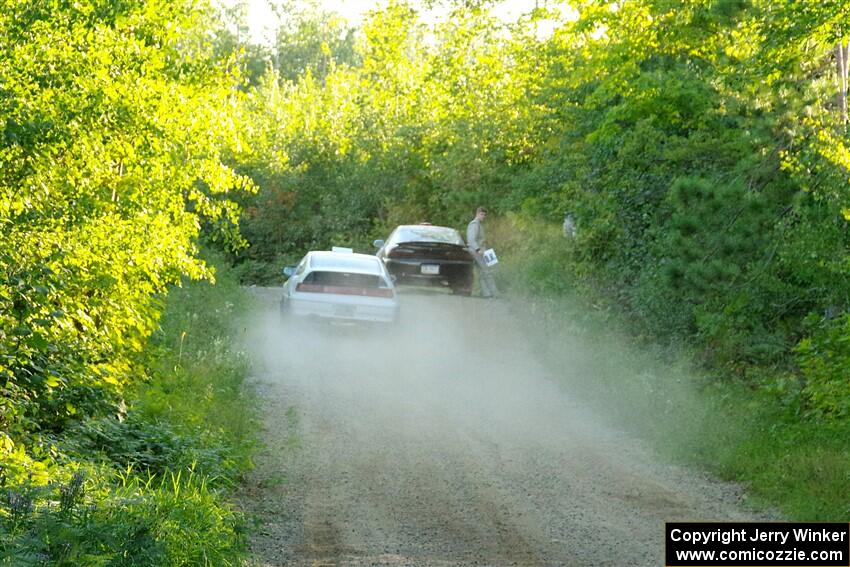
[421,264,440,275]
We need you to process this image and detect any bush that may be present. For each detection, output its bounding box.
[490,213,577,298]
[67,415,239,485]
[0,256,257,566]
[1,468,246,566]
[795,314,850,419]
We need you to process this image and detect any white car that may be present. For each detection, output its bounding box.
[280,250,399,324]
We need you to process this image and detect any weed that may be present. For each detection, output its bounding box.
[0,254,258,565]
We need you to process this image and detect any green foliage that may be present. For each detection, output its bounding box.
[1,257,256,565]
[505,0,850,380]
[273,2,359,83]
[68,415,239,484]
[0,0,252,449]
[139,255,257,474]
[0,0,257,562]
[795,314,850,419]
[490,214,576,297]
[704,398,850,521]
[662,177,767,297]
[227,0,544,266]
[1,467,245,566]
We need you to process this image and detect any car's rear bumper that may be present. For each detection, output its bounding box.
[287,294,398,323]
[384,259,472,288]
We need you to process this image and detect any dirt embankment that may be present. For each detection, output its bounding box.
[239,288,760,566]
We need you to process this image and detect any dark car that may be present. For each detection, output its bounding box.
[374,224,474,295]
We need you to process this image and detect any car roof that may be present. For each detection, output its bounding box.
[395,224,458,232]
[307,251,384,275]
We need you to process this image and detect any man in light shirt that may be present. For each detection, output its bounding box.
[466,206,499,299]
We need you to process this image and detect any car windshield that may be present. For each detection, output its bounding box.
[310,254,381,274]
[390,226,464,245]
[303,271,384,288]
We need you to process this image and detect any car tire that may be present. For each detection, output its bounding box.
[451,270,474,297]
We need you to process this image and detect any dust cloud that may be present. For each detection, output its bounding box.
[241,287,757,566]
[259,290,593,447]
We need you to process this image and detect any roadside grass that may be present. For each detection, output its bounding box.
[707,409,850,521]
[140,257,257,478]
[492,215,850,521]
[0,254,258,565]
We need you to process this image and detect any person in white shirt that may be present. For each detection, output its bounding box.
[466,207,499,298]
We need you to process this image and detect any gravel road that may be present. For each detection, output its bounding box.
[240,288,758,566]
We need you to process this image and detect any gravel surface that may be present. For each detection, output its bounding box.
[239,288,759,566]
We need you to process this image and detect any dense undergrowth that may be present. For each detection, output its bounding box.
[0,258,256,565]
[494,216,850,521]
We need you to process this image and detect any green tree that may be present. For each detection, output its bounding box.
[0,0,250,471]
[272,1,359,83]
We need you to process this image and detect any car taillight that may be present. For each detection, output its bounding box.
[386,246,414,258]
[363,288,394,298]
[296,283,394,298]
